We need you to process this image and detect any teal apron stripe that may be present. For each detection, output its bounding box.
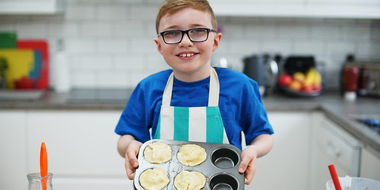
[174,107,189,141]
[154,116,161,139]
[206,106,223,143]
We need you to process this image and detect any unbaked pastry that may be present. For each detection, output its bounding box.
[177,144,206,166]
[144,142,172,164]
[139,167,169,190]
[174,170,206,190]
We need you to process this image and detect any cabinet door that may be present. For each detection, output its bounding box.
[209,0,380,18]
[26,110,125,175]
[305,0,380,18]
[0,110,28,190]
[53,177,134,190]
[307,0,380,4]
[26,110,131,189]
[310,113,361,190]
[208,0,304,17]
[0,0,64,14]
[360,146,380,181]
[246,112,311,190]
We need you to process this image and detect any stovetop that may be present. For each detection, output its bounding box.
[360,118,380,135]
[348,114,380,135]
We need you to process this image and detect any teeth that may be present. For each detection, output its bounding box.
[179,53,194,57]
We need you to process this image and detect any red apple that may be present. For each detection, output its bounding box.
[302,85,314,93]
[312,83,322,91]
[278,74,292,87]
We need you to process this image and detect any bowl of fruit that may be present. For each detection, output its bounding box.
[278,67,323,97]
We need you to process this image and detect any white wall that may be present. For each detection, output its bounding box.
[0,0,379,90]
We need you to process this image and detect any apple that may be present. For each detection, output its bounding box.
[312,83,322,91]
[302,85,314,93]
[293,72,305,82]
[288,80,302,91]
[278,74,292,86]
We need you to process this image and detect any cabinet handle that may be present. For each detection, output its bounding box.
[327,142,342,158]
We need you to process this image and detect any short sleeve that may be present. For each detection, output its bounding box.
[115,83,151,142]
[240,80,274,146]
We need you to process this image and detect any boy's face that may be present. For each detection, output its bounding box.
[154,8,222,80]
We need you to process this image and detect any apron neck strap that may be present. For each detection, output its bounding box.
[162,68,220,106]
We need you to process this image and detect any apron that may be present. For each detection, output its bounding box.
[154,68,229,144]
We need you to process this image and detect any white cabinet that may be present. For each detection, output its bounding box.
[208,0,380,19]
[208,0,304,17]
[0,109,132,190]
[310,113,361,190]
[0,110,28,190]
[0,0,65,15]
[25,110,133,190]
[304,0,380,19]
[246,112,311,190]
[360,146,380,181]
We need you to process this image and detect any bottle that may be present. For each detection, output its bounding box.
[54,39,71,93]
[343,67,359,101]
[27,173,53,190]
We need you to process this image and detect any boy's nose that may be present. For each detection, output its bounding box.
[179,33,193,46]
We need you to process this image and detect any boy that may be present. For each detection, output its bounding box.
[115,0,274,185]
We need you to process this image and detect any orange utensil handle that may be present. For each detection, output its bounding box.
[40,142,48,190]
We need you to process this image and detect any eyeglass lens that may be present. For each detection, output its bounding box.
[162,28,210,44]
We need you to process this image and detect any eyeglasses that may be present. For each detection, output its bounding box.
[158,28,217,44]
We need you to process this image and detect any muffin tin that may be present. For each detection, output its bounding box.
[133,139,245,190]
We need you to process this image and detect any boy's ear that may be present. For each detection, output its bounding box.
[154,38,162,54]
[212,33,222,52]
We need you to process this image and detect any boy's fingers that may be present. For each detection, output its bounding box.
[238,158,249,173]
[127,150,139,168]
[128,153,139,168]
[126,166,135,180]
[244,166,256,185]
[124,157,135,180]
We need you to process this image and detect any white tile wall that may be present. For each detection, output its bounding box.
[1,1,380,90]
[97,5,128,20]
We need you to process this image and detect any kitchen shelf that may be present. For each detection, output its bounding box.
[0,0,65,15]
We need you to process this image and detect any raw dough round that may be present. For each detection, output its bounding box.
[174,170,206,190]
[177,144,206,166]
[139,167,169,190]
[144,142,172,164]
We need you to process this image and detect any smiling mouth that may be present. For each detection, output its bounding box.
[178,53,198,57]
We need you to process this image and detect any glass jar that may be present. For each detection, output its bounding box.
[27,173,53,190]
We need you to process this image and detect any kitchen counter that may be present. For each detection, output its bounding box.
[1,89,379,153]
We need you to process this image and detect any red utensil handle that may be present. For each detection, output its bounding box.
[328,164,342,190]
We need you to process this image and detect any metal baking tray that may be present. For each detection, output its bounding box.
[133,139,244,190]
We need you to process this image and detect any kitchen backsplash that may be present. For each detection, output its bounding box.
[0,0,379,90]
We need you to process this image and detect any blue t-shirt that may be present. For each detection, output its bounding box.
[115,67,274,150]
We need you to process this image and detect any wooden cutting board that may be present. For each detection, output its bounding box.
[0,49,34,89]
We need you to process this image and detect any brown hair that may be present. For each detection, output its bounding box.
[155,0,217,34]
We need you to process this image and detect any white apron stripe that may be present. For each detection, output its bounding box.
[188,107,207,142]
[208,69,219,106]
[162,73,174,106]
[223,129,229,144]
[160,106,174,140]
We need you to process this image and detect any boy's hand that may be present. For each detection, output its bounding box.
[124,140,142,180]
[238,145,258,185]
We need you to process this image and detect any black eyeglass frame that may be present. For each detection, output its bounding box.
[157,28,217,44]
